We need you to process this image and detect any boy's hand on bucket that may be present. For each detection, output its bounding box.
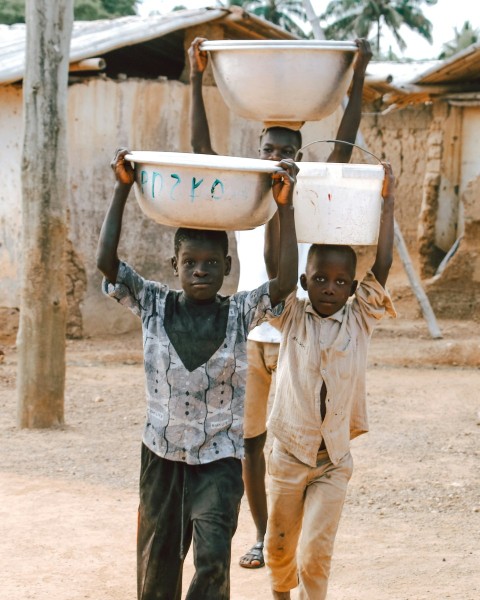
[111,148,134,186]
[381,161,395,201]
[189,37,209,75]
[271,159,299,206]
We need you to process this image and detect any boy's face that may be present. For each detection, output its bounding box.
[300,248,358,317]
[171,238,231,303]
[259,129,299,161]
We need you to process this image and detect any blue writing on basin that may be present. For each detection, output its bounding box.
[211,179,224,200]
[190,177,204,201]
[152,172,162,198]
[170,173,181,201]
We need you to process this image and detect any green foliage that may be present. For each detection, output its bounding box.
[101,0,137,17]
[248,0,308,37]
[75,0,137,20]
[75,0,109,20]
[0,0,25,24]
[320,0,437,55]
[0,0,138,24]
[217,0,308,38]
[439,21,479,59]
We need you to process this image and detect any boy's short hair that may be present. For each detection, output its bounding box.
[174,228,229,256]
[260,126,302,150]
[307,244,357,277]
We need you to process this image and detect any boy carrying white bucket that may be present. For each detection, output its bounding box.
[263,162,397,599]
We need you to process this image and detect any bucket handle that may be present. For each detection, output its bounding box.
[295,139,383,164]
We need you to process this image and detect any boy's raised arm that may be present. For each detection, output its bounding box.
[267,160,299,307]
[371,162,395,288]
[96,148,134,284]
[189,37,217,155]
[264,210,280,282]
[326,38,372,164]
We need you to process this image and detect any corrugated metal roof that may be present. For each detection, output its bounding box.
[0,7,297,85]
[363,51,480,108]
[363,60,440,104]
[414,41,480,85]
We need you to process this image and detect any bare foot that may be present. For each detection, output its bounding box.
[272,591,291,599]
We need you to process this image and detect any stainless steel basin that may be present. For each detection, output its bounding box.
[201,40,357,122]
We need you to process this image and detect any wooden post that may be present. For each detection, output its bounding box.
[17,0,74,427]
[394,220,443,338]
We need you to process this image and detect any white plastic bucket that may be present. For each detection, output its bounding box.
[126,151,280,231]
[294,162,384,245]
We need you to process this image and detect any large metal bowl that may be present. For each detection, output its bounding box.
[201,40,357,122]
[126,151,280,231]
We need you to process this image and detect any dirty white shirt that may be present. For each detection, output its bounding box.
[103,261,283,465]
[267,271,396,467]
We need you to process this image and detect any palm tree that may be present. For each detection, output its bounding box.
[249,0,308,37]
[217,0,308,38]
[320,0,437,55]
[439,21,479,59]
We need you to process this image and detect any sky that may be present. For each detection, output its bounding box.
[138,0,477,60]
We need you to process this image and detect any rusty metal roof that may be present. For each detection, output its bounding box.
[0,7,297,85]
[363,44,480,109]
[414,41,480,85]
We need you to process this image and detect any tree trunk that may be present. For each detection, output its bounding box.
[17,0,74,428]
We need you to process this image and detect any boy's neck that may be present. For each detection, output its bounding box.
[180,291,219,307]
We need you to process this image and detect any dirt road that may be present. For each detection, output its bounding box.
[1,318,479,599]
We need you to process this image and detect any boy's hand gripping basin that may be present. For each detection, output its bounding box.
[126,151,280,231]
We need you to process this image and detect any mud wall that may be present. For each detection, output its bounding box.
[0,77,340,337]
[361,102,433,249]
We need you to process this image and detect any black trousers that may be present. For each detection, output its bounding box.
[137,444,244,600]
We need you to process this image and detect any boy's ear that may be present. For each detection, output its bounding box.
[171,256,178,275]
[350,280,358,296]
[224,255,232,276]
[300,273,308,290]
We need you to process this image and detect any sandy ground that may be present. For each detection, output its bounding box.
[1,317,480,600]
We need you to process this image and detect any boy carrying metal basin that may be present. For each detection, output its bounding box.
[188,35,372,572]
[96,148,298,600]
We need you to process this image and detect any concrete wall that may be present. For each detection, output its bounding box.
[0,77,341,336]
[423,104,480,320]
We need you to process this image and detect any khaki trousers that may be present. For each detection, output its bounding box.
[265,441,353,599]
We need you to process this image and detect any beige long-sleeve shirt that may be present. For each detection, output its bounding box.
[268,271,396,467]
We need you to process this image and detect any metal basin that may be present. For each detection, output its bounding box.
[201,40,357,122]
[126,151,280,231]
